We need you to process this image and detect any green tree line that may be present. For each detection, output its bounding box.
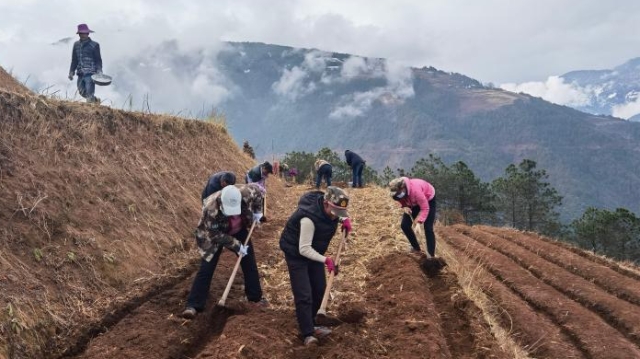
[279,149,640,264]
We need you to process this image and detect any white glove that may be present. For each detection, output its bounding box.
[253,212,263,223]
[238,244,249,257]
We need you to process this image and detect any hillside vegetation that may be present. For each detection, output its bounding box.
[207,42,640,221]
[0,70,273,358]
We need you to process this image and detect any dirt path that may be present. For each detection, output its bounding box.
[63,185,510,359]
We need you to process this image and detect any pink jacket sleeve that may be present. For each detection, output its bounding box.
[407,178,435,223]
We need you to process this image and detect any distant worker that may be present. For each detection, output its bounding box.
[201,171,236,202]
[68,23,103,103]
[246,161,273,191]
[182,184,269,319]
[314,159,333,189]
[279,186,352,346]
[280,163,290,178]
[273,161,280,176]
[344,150,365,188]
[389,177,437,258]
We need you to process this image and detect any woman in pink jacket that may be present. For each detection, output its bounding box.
[389,177,437,257]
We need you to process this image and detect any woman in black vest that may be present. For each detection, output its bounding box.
[279,186,352,346]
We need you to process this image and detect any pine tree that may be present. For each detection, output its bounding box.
[243,140,255,159]
[492,159,562,233]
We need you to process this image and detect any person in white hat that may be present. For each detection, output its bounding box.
[68,23,103,103]
[182,184,268,319]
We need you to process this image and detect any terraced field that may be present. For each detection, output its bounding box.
[441,224,640,358]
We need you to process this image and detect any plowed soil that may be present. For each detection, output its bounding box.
[441,225,640,359]
[61,185,510,359]
[61,185,640,359]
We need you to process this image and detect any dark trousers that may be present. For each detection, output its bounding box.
[400,197,437,256]
[186,228,262,310]
[315,164,332,189]
[284,254,326,338]
[351,162,364,187]
[77,74,96,101]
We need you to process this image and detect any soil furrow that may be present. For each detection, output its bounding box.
[485,227,640,281]
[442,226,640,358]
[438,229,585,359]
[454,225,640,346]
[478,226,640,305]
[58,262,198,358]
[424,262,518,359]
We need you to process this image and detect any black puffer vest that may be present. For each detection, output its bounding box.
[279,191,339,258]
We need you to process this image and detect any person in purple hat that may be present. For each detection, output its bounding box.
[68,23,103,103]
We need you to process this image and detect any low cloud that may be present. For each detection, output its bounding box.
[271,50,328,100]
[612,92,640,119]
[340,56,385,79]
[500,76,592,108]
[329,59,414,119]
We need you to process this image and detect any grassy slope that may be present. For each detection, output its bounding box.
[0,77,275,358]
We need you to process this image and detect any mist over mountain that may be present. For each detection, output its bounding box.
[502,57,640,121]
[561,57,640,120]
[56,41,640,221]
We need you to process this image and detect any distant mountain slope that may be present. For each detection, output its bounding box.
[66,43,640,221]
[560,57,640,119]
[207,42,640,221]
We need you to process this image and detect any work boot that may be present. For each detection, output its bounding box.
[313,326,332,338]
[303,336,319,346]
[250,298,270,308]
[409,248,427,258]
[181,307,197,319]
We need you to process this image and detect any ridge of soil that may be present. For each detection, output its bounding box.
[64,185,510,359]
[442,225,640,358]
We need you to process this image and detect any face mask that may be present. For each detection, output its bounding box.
[393,191,406,200]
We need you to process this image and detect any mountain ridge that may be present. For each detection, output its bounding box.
[19,41,640,221]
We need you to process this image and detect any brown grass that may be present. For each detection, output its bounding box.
[0,81,278,358]
[0,67,31,95]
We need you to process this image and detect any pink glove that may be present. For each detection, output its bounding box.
[340,217,352,234]
[325,257,338,275]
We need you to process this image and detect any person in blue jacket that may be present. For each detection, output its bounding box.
[245,161,273,191]
[344,150,365,188]
[201,171,236,202]
[68,23,103,103]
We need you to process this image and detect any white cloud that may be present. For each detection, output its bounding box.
[2,0,640,112]
[612,92,640,119]
[271,50,329,100]
[272,66,310,100]
[500,76,591,107]
[303,51,330,73]
[330,59,414,118]
[340,57,385,79]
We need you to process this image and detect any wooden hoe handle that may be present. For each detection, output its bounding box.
[317,230,348,316]
[217,220,258,307]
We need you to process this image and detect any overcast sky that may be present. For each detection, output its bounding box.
[1,0,639,115]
